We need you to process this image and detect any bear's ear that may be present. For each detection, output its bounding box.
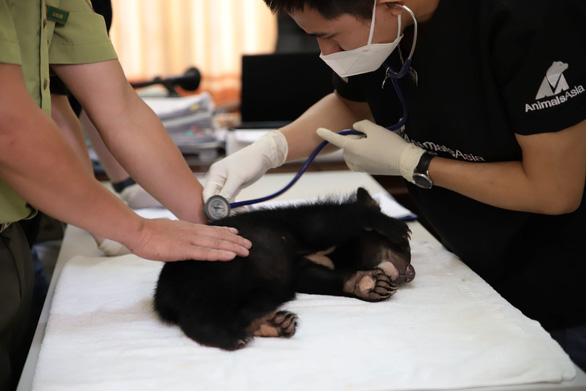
[356,187,379,208]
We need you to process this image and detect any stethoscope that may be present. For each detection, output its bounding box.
[204,5,418,221]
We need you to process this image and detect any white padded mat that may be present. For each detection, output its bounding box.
[31,205,575,390]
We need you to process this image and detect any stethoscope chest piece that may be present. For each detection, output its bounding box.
[204,195,231,221]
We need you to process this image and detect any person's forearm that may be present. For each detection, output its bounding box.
[430,121,586,215]
[1,112,250,261]
[1,64,251,262]
[279,92,373,161]
[51,94,94,174]
[53,61,206,223]
[0,102,144,245]
[430,158,582,215]
[94,89,206,223]
[80,110,131,184]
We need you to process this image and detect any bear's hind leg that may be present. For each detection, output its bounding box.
[246,310,298,338]
[178,290,295,350]
[178,307,253,351]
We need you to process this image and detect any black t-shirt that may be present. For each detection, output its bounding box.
[334,0,586,330]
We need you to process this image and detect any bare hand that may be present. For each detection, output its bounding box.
[126,218,252,262]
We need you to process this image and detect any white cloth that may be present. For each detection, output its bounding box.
[31,204,576,390]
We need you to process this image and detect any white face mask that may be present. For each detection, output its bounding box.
[320,0,403,78]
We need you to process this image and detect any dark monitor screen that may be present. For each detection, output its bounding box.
[239,52,334,127]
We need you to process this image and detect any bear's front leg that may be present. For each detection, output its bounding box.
[343,268,398,302]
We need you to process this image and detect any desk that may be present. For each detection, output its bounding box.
[18,172,585,391]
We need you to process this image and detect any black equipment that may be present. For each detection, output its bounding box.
[131,67,201,96]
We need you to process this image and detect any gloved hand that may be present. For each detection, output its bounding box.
[316,120,425,184]
[98,238,131,257]
[120,183,163,209]
[203,130,288,202]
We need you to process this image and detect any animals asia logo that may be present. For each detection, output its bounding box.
[525,61,585,112]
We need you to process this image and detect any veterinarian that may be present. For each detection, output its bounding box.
[203,0,586,369]
[0,1,252,389]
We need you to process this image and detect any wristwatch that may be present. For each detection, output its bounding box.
[412,152,435,189]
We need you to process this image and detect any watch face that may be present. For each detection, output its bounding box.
[413,173,433,189]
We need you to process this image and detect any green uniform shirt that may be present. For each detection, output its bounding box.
[0,0,117,223]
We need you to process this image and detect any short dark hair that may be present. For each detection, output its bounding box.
[262,0,374,20]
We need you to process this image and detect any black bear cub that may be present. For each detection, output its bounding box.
[154,188,415,350]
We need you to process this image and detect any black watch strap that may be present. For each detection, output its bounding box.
[412,152,435,189]
[415,152,434,174]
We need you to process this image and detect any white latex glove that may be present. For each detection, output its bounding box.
[120,183,163,209]
[98,238,132,257]
[316,120,425,183]
[203,130,288,202]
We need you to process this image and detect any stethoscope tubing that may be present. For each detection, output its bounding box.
[229,128,363,209]
[229,72,409,210]
[226,4,417,211]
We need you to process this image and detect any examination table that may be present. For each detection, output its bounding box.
[18,172,586,391]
